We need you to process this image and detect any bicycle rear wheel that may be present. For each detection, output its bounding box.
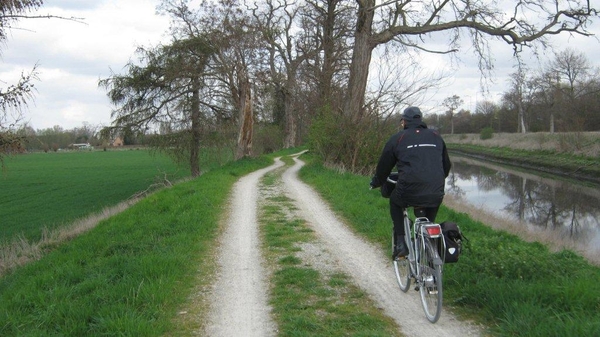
[392,229,410,292]
[417,237,443,323]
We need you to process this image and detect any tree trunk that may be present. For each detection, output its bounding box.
[283,92,296,148]
[236,74,253,159]
[318,0,338,109]
[343,0,375,122]
[283,75,297,148]
[190,76,201,177]
[282,57,305,148]
[518,100,527,133]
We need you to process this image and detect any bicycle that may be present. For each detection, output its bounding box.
[388,178,445,323]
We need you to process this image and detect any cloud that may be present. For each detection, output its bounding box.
[1,0,170,130]
[1,0,598,130]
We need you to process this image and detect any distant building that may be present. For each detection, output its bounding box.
[71,143,94,150]
[112,137,124,147]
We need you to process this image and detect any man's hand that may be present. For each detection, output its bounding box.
[369,176,381,189]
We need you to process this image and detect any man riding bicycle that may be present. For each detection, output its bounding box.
[370,107,452,259]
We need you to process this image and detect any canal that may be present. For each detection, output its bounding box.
[447,155,600,260]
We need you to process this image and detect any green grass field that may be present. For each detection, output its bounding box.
[0,150,189,242]
[0,155,274,336]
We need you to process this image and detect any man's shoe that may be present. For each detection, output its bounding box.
[393,236,409,259]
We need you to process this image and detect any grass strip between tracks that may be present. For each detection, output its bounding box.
[259,161,401,336]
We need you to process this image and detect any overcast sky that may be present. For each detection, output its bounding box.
[1,0,598,130]
[1,0,170,131]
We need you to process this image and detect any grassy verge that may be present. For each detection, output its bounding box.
[0,155,273,336]
[259,163,400,336]
[298,152,600,336]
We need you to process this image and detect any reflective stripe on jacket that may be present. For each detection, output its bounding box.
[374,119,451,206]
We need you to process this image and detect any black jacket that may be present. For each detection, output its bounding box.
[372,119,451,206]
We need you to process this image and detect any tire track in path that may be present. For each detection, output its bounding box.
[204,160,283,337]
[281,154,483,337]
[205,153,482,336]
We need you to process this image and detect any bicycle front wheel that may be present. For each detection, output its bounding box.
[417,237,443,323]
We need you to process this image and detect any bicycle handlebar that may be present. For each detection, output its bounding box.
[387,172,399,183]
[370,173,398,190]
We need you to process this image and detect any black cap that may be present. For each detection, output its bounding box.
[402,107,422,120]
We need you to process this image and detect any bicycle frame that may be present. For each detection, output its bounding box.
[395,207,444,323]
[381,174,444,322]
[407,213,443,265]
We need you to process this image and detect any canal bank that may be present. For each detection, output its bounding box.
[444,154,600,265]
[447,144,600,184]
[441,134,599,264]
[444,132,600,184]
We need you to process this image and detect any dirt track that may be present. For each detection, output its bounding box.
[204,152,483,336]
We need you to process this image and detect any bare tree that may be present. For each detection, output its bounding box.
[521,49,597,133]
[543,48,597,130]
[250,0,321,148]
[442,95,463,134]
[508,62,530,133]
[530,70,560,133]
[214,25,257,159]
[235,64,254,158]
[178,0,264,159]
[1,1,84,166]
[342,0,598,123]
[462,100,500,132]
[303,0,354,110]
[548,48,592,102]
[0,1,45,164]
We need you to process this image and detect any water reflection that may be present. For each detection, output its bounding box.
[447,156,600,251]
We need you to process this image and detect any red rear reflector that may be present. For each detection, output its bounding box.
[426,226,441,236]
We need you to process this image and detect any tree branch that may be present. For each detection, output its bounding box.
[1,14,85,24]
[371,2,596,48]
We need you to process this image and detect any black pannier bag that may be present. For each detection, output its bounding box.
[439,221,465,263]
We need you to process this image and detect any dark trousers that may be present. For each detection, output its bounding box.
[390,196,441,238]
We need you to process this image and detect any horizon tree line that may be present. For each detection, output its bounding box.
[2,0,598,175]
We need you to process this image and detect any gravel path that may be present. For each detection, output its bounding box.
[204,162,282,337]
[204,152,483,336]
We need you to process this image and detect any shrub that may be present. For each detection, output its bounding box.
[307,110,396,174]
[480,127,494,140]
[254,124,284,154]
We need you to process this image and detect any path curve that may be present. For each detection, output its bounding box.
[205,153,482,336]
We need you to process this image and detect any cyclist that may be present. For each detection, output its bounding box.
[370,106,452,259]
